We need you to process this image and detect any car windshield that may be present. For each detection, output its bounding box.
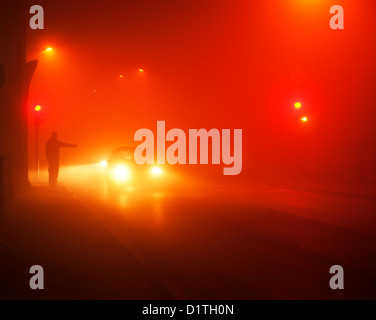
[109,147,135,163]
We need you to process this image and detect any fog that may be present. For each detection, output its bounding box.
[26,0,376,185]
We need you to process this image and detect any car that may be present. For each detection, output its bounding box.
[106,146,164,190]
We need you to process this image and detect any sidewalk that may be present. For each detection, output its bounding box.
[0,186,172,300]
[274,180,376,199]
[240,179,376,200]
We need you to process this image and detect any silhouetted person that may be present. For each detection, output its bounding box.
[45,132,77,186]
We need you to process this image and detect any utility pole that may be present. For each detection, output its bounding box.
[34,105,43,179]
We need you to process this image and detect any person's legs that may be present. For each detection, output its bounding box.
[49,161,59,186]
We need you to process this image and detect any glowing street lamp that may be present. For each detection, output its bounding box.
[301,116,308,122]
[294,102,302,109]
[44,47,53,53]
[139,68,144,72]
[28,47,54,59]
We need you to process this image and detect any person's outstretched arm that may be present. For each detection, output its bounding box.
[59,142,78,148]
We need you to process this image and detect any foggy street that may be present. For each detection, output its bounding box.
[35,166,376,300]
[1,0,376,304]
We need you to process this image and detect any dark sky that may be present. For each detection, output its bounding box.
[26,0,376,180]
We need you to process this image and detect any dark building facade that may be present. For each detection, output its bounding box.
[0,1,34,215]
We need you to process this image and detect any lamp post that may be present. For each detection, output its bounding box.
[34,105,44,178]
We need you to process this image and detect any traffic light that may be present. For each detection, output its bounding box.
[34,105,45,126]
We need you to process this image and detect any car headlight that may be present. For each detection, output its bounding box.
[111,165,131,182]
[150,166,163,177]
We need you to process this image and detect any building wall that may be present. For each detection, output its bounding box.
[0,1,29,213]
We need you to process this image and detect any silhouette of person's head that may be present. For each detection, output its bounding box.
[51,132,58,140]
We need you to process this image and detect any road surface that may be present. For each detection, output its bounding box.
[54,165,376,299]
